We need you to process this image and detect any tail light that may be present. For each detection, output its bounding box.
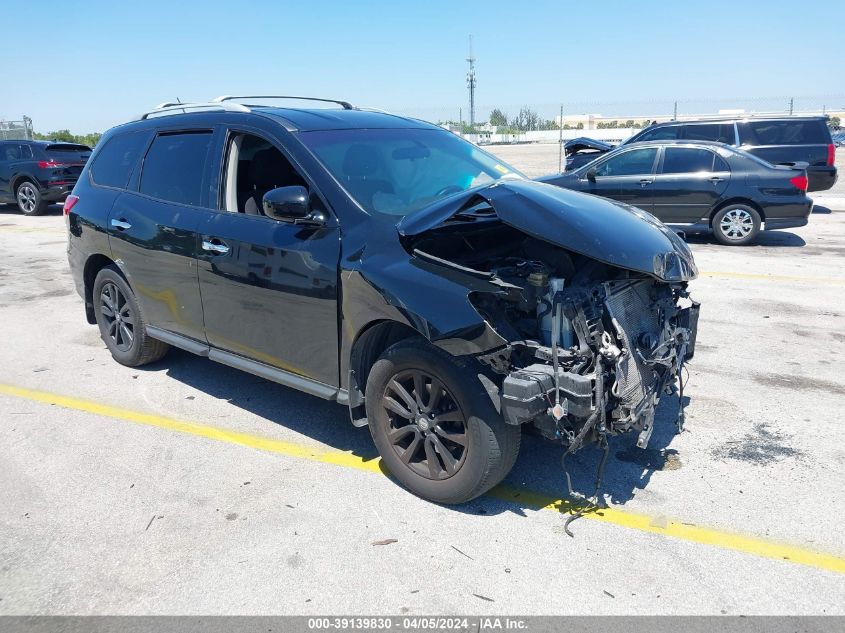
[38,160,69,168]
[789,174,808,192]
[63,194,79,216]
[828,143,836,166]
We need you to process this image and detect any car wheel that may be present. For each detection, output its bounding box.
[16,181,48,216]
[93,265,169,367]
[712,204,761,246]
[365,339,520,504]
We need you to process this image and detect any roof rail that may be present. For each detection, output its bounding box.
[212,95,355,110]
[664,112,829,122]
[138,101,251,120]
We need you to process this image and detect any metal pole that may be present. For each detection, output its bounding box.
[673,101,678,120]
[789,97,794,115]
[558,104,564,173]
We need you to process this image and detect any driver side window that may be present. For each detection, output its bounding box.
[595,148,658,177]
[222,133,307,215]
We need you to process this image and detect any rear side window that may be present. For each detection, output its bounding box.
[3,144,23,160]
[740,120,831,145]
[635,126,679,142]
[90,133,148,189]
[139,132,212,206]
[680,123,735,144]
[662,148,715,174]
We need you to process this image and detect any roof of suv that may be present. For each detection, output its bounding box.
[255,107,437,132]
[648,115,828,125]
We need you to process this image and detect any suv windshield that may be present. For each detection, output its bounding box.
[299,128,524,216]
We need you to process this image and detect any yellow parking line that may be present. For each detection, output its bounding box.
[2,382,844,576]
[701,270,845,285]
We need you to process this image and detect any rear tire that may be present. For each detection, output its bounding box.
[365,339,520,504]
[16,181,48,216]
[93,266,169,367]
[712,204,761,246]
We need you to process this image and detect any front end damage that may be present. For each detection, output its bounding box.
[400,179,700,459]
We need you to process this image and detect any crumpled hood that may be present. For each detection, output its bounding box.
[564,137,613,154]
[398,179,697,282]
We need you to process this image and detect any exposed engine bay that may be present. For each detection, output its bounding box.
[411,220,700,455]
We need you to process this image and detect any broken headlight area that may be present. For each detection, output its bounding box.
[415,226,699,455]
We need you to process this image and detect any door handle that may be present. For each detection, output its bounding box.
[639,178,653,187]
[110,218,131,231]
[202,239,230,255]
[709,176,725,184]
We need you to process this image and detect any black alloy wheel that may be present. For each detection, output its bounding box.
[99,281,134,352]
[381,369,468,480]
[365,339,520,504]
[92,265,169,367]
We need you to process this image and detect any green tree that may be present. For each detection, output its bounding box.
[510,106,540,132]
[576,122,584,130]
[489,108,508,127]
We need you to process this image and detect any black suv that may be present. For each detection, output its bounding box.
[67,96,699,503]
[627,117,836,192]
[0,140,91,214]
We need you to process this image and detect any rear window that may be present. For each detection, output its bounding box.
[90,132,149,189]
[661,148,715,174]
[45,143,91,163]
[739,120,831,145]
[45,143,91,153]
[139,131,212,207]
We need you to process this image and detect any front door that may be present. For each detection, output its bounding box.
[196,129,341,387]
[107,129,213,343]
[584,146,658,212]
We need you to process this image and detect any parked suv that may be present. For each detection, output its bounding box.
[67,96,699,503]
[566,117,837,192]
[0,140,91,214]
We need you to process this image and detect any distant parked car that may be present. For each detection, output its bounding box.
[563,137,614,171]
[541,140,812,246]
[563,116,837,192]
[0,140,91,215]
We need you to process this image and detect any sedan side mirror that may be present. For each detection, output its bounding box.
[586,168,597,182]
[263,186,322,224]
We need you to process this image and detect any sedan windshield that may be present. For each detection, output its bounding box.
[299,128,524,216]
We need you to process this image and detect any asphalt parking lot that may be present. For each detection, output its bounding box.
[1,148,844,615]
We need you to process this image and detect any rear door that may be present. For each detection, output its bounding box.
[737,119,831,167]
[651,147,730,223]
[107,129,214,343]
[585,146,659,211]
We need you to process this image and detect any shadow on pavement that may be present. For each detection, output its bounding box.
[146,349,685,517]
[685,231,805,248]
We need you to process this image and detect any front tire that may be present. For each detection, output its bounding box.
[16,181,48,216]
[93,266,169,367]
[365,339,520,504]
[712,204,761,246]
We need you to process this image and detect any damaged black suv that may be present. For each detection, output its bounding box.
[67,96,700,504]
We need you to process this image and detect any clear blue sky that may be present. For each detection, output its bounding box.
[1,0,840,133]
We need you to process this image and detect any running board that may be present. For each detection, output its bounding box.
[146,326,347,403]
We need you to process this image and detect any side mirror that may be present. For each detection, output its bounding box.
[262,186,321,224]
[586,168,597,182]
